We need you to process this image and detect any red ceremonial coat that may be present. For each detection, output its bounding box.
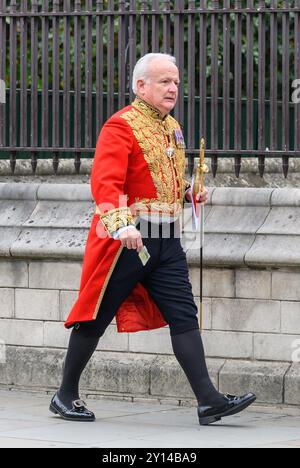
[65,98,190,333]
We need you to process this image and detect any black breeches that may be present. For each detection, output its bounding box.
[75,219,199,339]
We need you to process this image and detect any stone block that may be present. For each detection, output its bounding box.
[0,319,44,346]
[272,272,300,301]
[0,228,22,257]
[37,183,92,202]
[0,345,64,388]
[60,290,79,321]
[201,233,256,267]
[43,322,70,348]
[0,289,14,318]
[0,183,39,200]
[98,324,128,352]
[202,330,253,359]
[219,360,290,404]
[29,261,82,290]
[11,228,87,260]
[236,269,272,299]
[202,268,235,298]
[129,327,172,354]
[212,298,280,333]
[285,364,300,405]
[258,207,300,235]
[0,200,36,227]
[212,187,272,207]
[150,355,225,399]
[254,333,300,362]
[281,302,300,334]
[271,188,300,207]
[205,206,270,234]
[246,235,300,267]
[0,260,28,288]
[15,289,60,321]
[23,200,94,229]
[81,351,156,395]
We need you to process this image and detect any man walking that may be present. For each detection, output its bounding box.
[50,53,256,426]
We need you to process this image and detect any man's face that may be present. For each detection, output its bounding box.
[136,60,180,117]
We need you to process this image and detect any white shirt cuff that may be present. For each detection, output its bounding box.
[112,225,136,240]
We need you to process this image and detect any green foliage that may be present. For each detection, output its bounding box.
[4,0,297,98]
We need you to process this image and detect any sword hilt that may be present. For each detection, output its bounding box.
[193,138,209,196]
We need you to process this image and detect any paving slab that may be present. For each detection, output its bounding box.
[0,391,299,448]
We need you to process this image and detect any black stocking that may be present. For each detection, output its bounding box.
[58,325,101,407]
[171,329,226,407]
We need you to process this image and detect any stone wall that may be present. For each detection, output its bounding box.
[0,183,299,407]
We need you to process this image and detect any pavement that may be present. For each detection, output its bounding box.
[0,390,300,448]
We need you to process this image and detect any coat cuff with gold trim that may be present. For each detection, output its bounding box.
[97,207,135,236]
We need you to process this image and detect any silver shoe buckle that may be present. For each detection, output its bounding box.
[73,399,86,409]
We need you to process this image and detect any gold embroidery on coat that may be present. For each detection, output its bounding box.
[97,207,134,235]
[93,99,188,323]
[133,198,183,217]
[120,98,186,207]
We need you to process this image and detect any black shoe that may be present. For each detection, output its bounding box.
[49,392,96,422]
[198,393,256,426]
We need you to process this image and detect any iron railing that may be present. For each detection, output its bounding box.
[0,1,299,177]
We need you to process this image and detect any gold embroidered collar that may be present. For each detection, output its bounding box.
[132,97,167,121]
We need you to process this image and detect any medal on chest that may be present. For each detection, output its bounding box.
[166,128,186,159]
[166,146,175,158]
[174,128,186,149]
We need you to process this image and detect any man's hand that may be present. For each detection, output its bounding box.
[119,226,144,252]
[196,187,209,205]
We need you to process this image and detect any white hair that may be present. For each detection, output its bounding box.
[132,53,177,94]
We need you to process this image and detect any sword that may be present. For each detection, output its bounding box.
[193,138,209,333]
